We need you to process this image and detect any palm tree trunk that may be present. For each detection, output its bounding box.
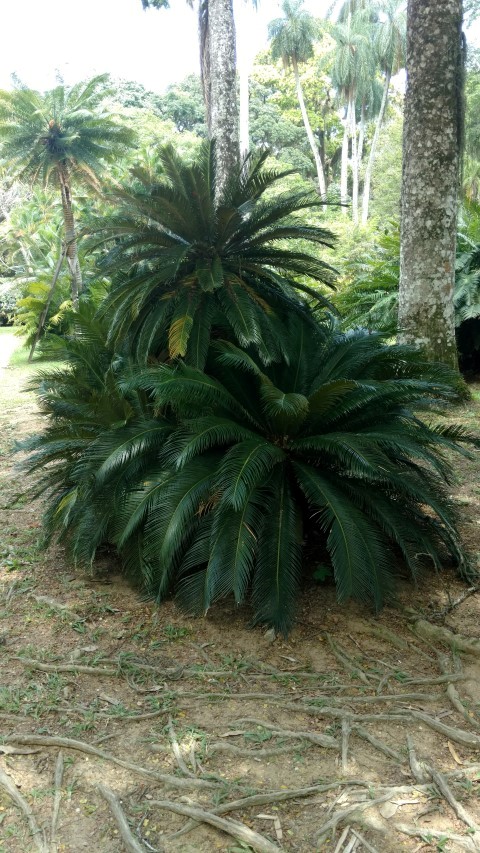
[350,95,359,225]
[208,0,240,199]
[293,59,327,198]
[58,168,82,307]
[358,100,366,165]
[340,100,351,214]
[28,243,67,362]
[398,0,462,367]
[362,69,391,226]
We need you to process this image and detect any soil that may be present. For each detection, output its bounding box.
[1,334,480,853]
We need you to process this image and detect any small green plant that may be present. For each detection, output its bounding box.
[312,563,333,583]
[164,624,191,640]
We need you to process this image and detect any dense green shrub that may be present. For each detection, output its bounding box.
[24,311,474,633]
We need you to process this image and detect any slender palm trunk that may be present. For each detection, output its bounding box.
[340,99,351,214]
[398,0,462,367]
[350,96,359,225]
[58,167,82,307]
[28,243,67,362]
[358,100,366,165]
[208,0,239,199]
[293,59,327,198]
[362,69,391,226]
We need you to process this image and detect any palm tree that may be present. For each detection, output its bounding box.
[90,143,336,369]
[268,0,327,198]
[361,0,406,225]
[0,75,135,307]
[331,6,376,221]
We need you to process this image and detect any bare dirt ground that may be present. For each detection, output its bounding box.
[1,331,480,853]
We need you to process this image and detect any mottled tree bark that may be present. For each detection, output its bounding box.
[208,0,239,197]
[398,0,463,367]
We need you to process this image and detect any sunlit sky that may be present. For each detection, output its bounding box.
[1,1,479,95]
[0,0,310,93]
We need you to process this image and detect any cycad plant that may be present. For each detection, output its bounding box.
[90,143,336,369]
[25,310,474,634]
[23,302,174,563]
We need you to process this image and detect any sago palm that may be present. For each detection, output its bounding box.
[0,75,135,305]
[91,142,336,368]
[100,320,472,634]
[22,303,174,563]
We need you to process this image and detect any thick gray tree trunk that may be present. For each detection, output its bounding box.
[208,0,240,197]
[398,0,463,367]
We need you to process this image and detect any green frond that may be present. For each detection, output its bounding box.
[216,439,286,511]
[252,472,303,634]
[293,462,393,608]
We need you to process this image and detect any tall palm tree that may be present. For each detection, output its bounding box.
[0,75,135,306]
[331,6,376,221]
[361,0,406,225]
[268,0,327,198]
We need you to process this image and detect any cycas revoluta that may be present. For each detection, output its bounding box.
[90,142,336,368]
[26,309,476,634]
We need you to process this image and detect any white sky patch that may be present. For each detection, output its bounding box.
[0,0,333,93]
[0,1,477,95]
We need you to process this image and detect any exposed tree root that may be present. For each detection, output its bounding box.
[406,735,429,784]
[427,761,480,833]
[395,822,478,852]
[3,734,218,790]
[151,799,282,852]
[50,750,64,853]
[0,764,47,853]
[232,717,338,748]
[413,619,480,656]
[97,784,147,853]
